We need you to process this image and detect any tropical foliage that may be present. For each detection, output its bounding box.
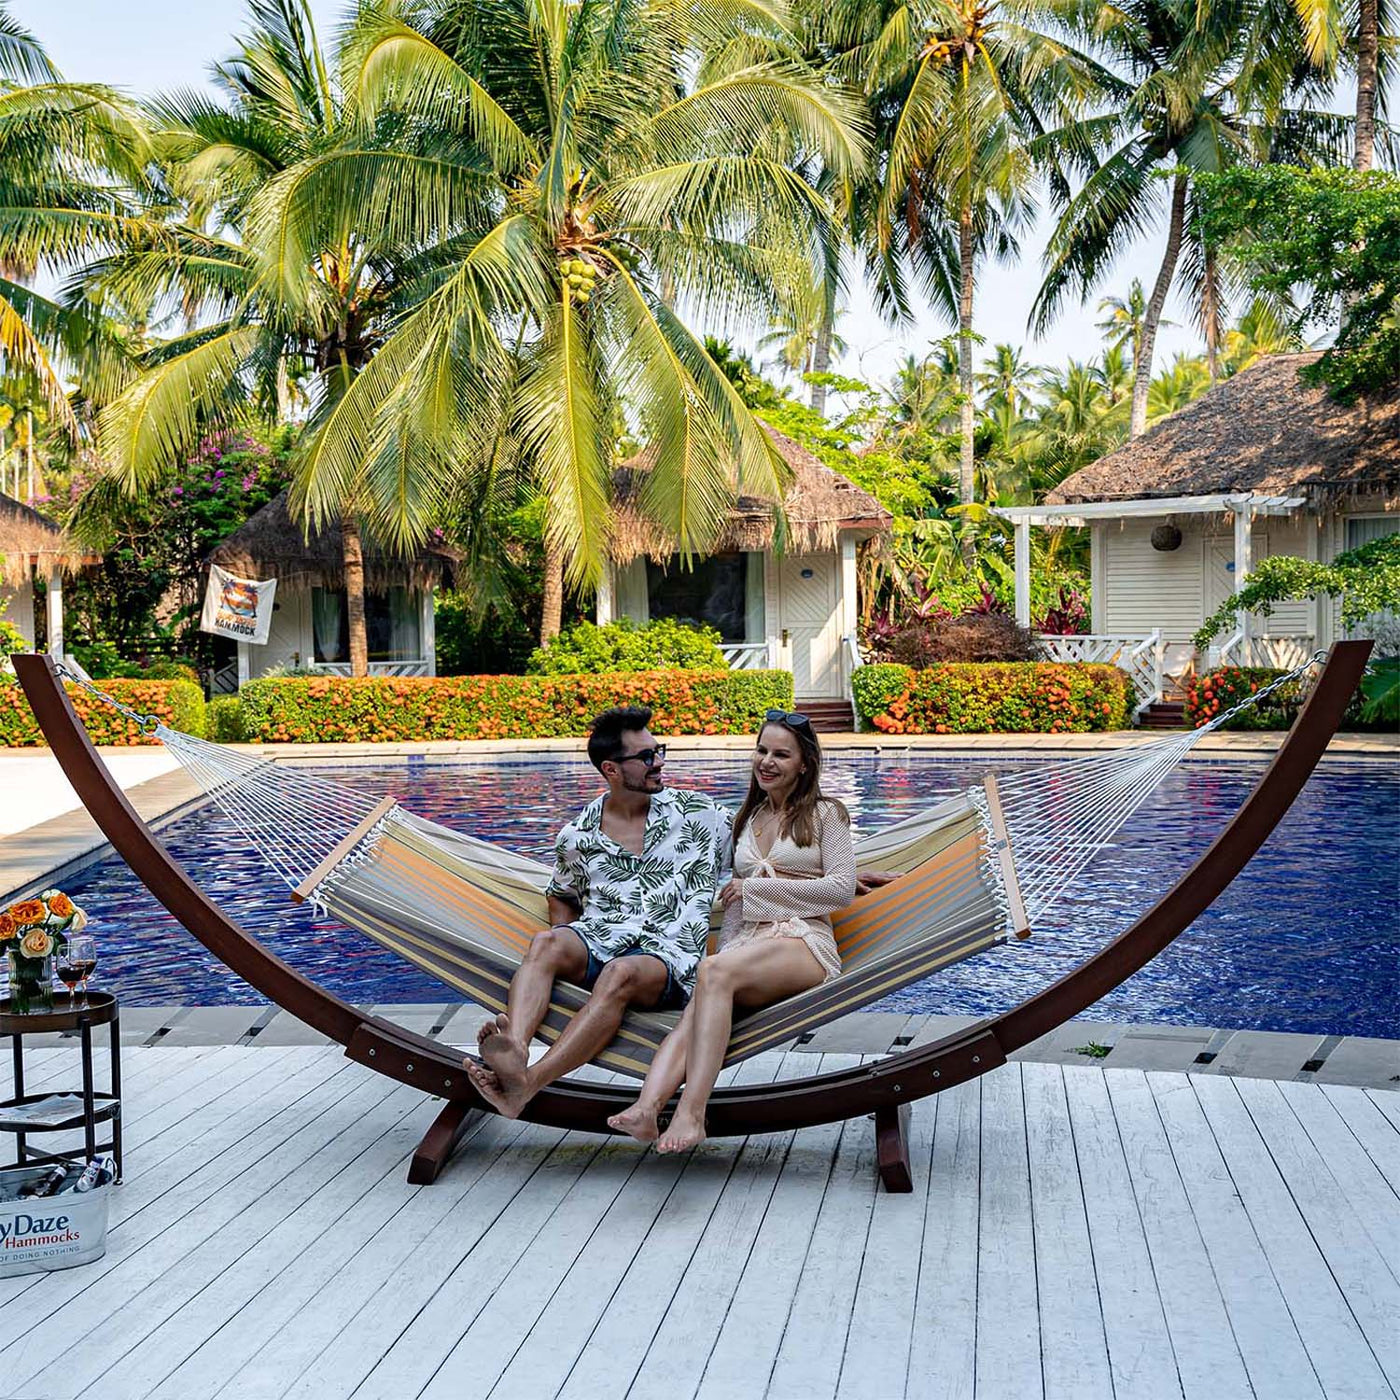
[526,618,727,675]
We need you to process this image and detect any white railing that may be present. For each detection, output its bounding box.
[210,662,239,695]
[309,659,433,678]
[843,633,866,730]
[1038,630,1165,714]
[718,642,770,671]
[1212,633,1315,670]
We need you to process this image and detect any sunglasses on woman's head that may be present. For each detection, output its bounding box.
[764,708,812,731]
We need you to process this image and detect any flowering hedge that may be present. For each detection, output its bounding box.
[1184,666,1303,730]
[0,677,206,747]
[854,661,1132,734]
[237,668,794,742]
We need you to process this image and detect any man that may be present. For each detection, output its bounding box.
[465,705,731,1118]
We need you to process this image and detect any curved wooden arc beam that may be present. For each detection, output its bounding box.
[14,643,1370,1144]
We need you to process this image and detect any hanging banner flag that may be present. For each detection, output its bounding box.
[200,565,277,644]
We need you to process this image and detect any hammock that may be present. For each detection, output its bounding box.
[59,659,1319,1079]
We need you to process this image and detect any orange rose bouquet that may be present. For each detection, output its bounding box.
[4,887,87,1014]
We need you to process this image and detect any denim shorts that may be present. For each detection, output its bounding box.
[579,942,691,1011]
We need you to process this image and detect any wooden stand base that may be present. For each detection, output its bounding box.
[875,1101,913,1192]
[408,1098,483,1185]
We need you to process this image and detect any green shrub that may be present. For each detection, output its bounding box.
[857,662,1131,734]
[527,618,727,675]
[205,695,249,742]
[237,668,794,742]
[0,677,205,746]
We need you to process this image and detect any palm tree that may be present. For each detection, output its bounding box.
[1032,0,1349,440]
[260,0,865,641]
[1094,279,1178,368]
[837,0,1106,509]
[1147,352,1211,420]
[1222,295,1303,373]
[0,7,151,440]
[975,342,1040,416]
[757,303,848,411]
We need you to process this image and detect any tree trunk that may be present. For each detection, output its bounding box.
[809,315,833,416]
[1355,0,1378,171]
[1130,175,1188,439]
[342,513,369,677]
[540,538,564,644]
[957,206,976,512]
[1203,247,1221,383]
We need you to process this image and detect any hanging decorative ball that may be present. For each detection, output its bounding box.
[1151,524,1183,552]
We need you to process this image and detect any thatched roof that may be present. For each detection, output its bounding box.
[0,494,95,589]
[609,426,891,564]
[207,491,461,591]
[1047,353,1400,509]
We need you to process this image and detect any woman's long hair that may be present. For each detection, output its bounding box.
[733,717,849,848]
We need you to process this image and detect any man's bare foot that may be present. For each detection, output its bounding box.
[464,1056,532,1119]
[606,1102,661,1143]
[478,1013,530,1097]
[656,1110,706,1154]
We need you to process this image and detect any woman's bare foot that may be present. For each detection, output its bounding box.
[656,1109,706,1154]
[464,1056,532,1119]
[606,1102,661,1143]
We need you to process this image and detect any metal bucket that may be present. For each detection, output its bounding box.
[0,1163,112,1276]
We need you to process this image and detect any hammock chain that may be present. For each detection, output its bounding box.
[54,664,161,734]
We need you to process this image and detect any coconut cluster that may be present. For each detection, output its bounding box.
[560,257,598,303]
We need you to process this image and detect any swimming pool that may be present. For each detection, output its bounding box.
[54,754,1399,1037]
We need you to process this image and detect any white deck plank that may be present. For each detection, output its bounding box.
[763,1111,880,1399]
[326,1128,608,1400]
[0,1049,353,1338]
[76,1085,437,1400]
[685,1055,860,1400]
[142,1113,511,1400]
[0,1047,342,1319]
[230,1117,561,1400]
[1103,1071,1251,1400]
[1276,1080,1400,1279]
[1318,1085,1400,1195]
[1148,1073,1325,1400]
[1022,1063,1115,1400]
[1060,1067,1182,1400]
[835,1094,938,1400]
[13,1069,408,1399]
[632,1052,851,1394]
[905,1076,980,1400]
[1195,1074,1398,1398]
[1366,1090,1400,1134]
[507,1053,784,1400]
[974,1062,1042,1399]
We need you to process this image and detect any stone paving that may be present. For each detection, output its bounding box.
[16,1003,1395,1089]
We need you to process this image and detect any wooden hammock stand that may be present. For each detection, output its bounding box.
[13,642,1371,1192]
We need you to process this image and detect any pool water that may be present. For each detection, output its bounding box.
[56,755,1399,1037]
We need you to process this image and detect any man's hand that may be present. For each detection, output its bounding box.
[717,877,745,910]
[855,869,899,897]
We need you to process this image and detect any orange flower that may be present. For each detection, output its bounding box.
[0,912,16,941]
[8,899,45,927]
[45,891,74,919]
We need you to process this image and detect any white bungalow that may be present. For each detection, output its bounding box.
[206,492,458,691]
[598,428,892,725]
[997,354,1398,716]
[0,493,95,659]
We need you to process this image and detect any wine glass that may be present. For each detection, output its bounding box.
[65,935,97,1009]
[56,947,84,1005]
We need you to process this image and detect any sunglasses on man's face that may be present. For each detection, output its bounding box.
[615,744,667,769]
[764,708,812,732]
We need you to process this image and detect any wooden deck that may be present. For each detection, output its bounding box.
[5,1045,1398,1400]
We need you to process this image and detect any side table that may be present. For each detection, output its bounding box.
[0,991,122,1180]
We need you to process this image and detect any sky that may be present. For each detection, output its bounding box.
[12,0,1346,398]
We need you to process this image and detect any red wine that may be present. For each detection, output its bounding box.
[61,960,96,981]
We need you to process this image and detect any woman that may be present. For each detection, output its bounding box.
[608,709,878,1153]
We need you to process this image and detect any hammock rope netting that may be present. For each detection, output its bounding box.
[67,659,1320,1078]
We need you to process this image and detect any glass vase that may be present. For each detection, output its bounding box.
[6,950,55,1014]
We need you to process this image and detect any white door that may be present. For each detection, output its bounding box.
[778,553,843,697]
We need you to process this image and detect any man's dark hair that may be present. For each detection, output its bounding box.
[587,706,653,771]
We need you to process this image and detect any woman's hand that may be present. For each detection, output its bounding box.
[855,869,899,897]
[718,877,745,909]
